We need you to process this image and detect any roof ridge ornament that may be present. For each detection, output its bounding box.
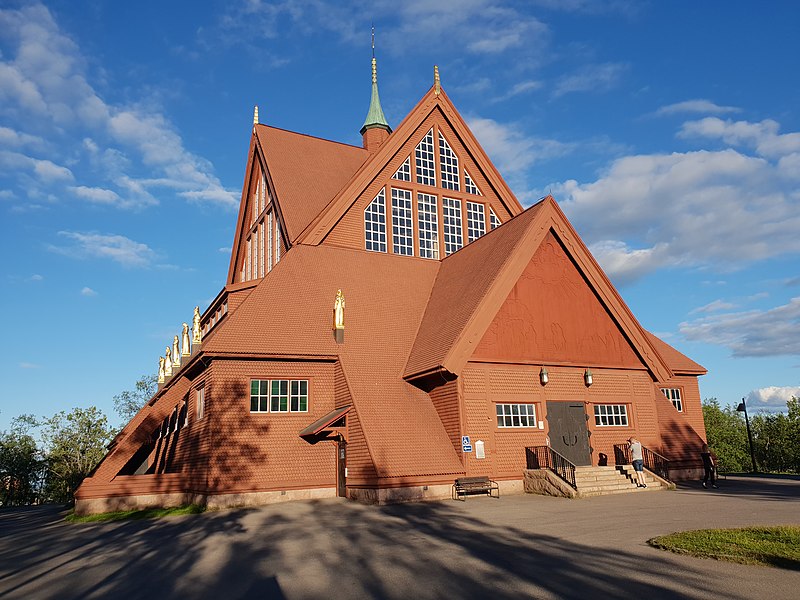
[360,27,391,137]
[253,105,259,126]
[434,65,440,96]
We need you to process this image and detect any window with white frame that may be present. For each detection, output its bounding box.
[417,192,439,259]
[442,197,463,256]
[267,212,273,271]
[464,170,481,196]
[415,129,436,187]
[274,218,281,264]
[258,221,265,278]
[196,386,205,420]
[391,188,414,255]
[438,132,460,191]
[250,379,308,413]
[661,388,683,412]
[365,189,387,252]
[496,403,537,427]
[467,201,486,242]
[594,404,628,426]
[490,207,501,230]
[392,157,411,182]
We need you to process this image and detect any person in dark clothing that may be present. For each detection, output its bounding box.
[701,443,718,488]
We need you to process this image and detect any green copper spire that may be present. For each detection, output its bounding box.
[360,36,391,135]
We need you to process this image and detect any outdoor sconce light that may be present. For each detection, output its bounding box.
[584,368,593,387]
[539,367,549,385]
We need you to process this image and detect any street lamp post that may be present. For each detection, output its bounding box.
[736,396,757,473]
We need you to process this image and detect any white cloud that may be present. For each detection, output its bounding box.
[655,99,741,117]
[51,231,158,268]
[690,299,737,314]
[680,297,800,357]
[19,362,41,369]
[27,274,43,282]
[553,63,627,97]
[0,3,237,209]
[468,116,573,177]
[554,133,800,283]
[80,286,97,297]
[746,386,800,412]
[679,117,800,159]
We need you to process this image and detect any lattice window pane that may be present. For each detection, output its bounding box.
[467,201,486,242]
[417,192,439,259]
[593,404,629,426]
[415,129,436,187]
[464,170,481,196]
[275,218,281,263]
[438,132,460,191]
[365,189,387,252]
[267,213,273,272]
[392,157,411,182]
[490,207,501,230]
[496,403,536,428]
[391,188,414,256]
[442,197,463,256]
[661,388,683,412]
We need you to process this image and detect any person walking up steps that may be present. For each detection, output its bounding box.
[628,437,647,488]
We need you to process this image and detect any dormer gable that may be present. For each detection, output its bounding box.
[299,82,524,258]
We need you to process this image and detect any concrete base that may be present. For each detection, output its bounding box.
[74,486,337,516]
[348,483,453,505]
[523,469,577,498]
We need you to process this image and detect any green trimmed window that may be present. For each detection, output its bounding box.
[250,379,308,413]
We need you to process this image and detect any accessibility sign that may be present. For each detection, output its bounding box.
[462,435,472,453]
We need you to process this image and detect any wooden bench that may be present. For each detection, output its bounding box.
[452,476,500,500]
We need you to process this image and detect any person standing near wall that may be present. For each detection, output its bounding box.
[628,437,647,488]
[701,443,719,489]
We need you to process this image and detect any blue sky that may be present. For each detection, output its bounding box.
[1,0,798,430]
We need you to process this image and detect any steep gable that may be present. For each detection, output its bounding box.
[472,230,646,369]
[405,197,675,383]
[227,125,369,285]
[299,86,524,250]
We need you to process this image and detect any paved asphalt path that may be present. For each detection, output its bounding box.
[1,476,798,599]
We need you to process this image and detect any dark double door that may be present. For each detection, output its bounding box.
[546,401,591,466]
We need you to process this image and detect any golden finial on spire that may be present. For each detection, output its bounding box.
[253,105,259,125]
[434,65,441,96]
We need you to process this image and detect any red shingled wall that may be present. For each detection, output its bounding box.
[202,359,338,494]
[428,379,462,459]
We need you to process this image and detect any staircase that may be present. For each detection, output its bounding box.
[574,465,667,497]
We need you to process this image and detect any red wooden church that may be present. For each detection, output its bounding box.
[76,61,708,514]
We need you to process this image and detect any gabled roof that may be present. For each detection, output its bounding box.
[404,196,676,383]
[205,244,464,478]
[255,125,369,243]
[645,331,707,375]
[298,85,525,245]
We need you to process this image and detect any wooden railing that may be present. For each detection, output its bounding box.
[613,443,671,481]
[526,445,577,490]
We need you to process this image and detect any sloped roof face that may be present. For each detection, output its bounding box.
[255,125,369,243]
[645,331,707,375]
[405,203,543,378]
[205,245,464,478]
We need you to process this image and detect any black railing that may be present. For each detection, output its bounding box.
[526,445,577,490]
[613,443,671,481]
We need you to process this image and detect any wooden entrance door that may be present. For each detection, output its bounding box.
[337,440,347,497]
[546,401,591,466]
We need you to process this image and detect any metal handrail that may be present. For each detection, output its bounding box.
[613,443,671,481]
[526,445,577,489]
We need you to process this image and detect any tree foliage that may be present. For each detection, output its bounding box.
[38,407,117,503]
[0,416,45,506]
[113,373,157,424]
[703,397,800,474]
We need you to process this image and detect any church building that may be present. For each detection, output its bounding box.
[76,59,708,514]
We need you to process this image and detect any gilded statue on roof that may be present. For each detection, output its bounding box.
[333,289,345,330]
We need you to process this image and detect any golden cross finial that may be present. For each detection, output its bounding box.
[253,105,259,125]
[434,65,440,96]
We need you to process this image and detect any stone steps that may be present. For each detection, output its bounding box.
[572,466,666,497]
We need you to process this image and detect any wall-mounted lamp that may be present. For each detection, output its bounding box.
[584,368,593,387]
[539,367,549,385]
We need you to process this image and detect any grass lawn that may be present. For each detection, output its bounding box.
[649,526,800,571]
[66,504,206,523]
